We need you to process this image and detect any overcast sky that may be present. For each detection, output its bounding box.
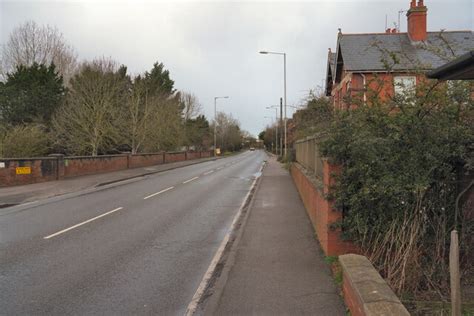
[1,0,472,136]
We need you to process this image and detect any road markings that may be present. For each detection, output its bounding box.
[217,167,223,170]
[183,176,199,184]
[203,170,214,175]
[143,186,174,200]
[44,207,124,239]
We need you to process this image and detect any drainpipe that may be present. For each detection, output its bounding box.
[361,73,367,104]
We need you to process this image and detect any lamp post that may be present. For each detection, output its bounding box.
[266,106,278,155]
[214,96,229,156]
[259,50,287,158]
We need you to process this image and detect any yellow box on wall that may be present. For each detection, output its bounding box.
[16,167,31,175]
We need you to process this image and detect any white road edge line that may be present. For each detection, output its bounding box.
[143,186,175,200]
[185,161,265,316]
[183,176,199,184]
[44,207,124,239]
[203,170,214,175]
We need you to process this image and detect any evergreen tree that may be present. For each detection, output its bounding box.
[143,62,175,96]
[0,62,65,126]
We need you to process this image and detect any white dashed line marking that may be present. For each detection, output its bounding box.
[204,170,214,175]
[44,207,124,239]
[144,186,175,200]
[183,176,199,184]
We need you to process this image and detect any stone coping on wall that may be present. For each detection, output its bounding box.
[0,157,59,161]
[339,254,410,316]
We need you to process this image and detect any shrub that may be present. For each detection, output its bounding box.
[320,79,473,298]
[1,124,50,158]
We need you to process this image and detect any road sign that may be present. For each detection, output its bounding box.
[16,167,31,175]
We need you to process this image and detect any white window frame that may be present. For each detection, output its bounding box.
[394,76,416,96]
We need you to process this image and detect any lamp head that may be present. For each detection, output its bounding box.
[259,51,268,54]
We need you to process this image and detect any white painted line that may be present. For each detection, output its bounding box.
[203,170,214,175]
[217,167,223,170]
[44,207,123,239]
[143,186,174,200]
[20,201,37,206]
[183,176,199,184]
[185,161,266,315]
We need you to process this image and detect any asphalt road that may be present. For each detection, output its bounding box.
[0,150,266,315]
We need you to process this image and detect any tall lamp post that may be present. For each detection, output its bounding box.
[259,50,287,158]
[214,96,229,156]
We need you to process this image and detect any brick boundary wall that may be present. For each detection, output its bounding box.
[290,161,356,256]
[0,151,213,187]
[339,254,410,316]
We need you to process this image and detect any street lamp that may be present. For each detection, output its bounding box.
[266,106,278,155]
[259,50,287,158]
[214,96,229,156]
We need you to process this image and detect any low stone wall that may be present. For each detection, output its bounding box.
[339,254,410,316]
[290,161,355,256]
[0,151,213,187]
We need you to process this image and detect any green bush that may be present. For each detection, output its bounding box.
[320,79,473,298]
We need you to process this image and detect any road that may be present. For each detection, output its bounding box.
[0,150,266,315]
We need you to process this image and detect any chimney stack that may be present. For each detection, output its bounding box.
[407,0,427,41]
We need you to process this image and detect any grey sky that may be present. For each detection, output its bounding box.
[1,0,472,136]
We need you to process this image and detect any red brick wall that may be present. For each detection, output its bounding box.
[341,269,364,316]
[0,158,59,186]
[129,153,165,168]
[186,152,201,160]
[1,151,212,187]
[290,162,356,256]
[164,152,186,163]
[64,155,128,177]
[201,151,212,158]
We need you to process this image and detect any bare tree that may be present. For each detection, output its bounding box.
[180,92,202,122]
[52,58,127,156]
[123,78,156,154]
[0,21,77,84]
[212,112,242,152]
[142,94,185,152]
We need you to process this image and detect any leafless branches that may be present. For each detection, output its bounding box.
[1,21,77,84]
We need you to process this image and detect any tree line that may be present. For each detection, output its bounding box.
[0,21,246,158]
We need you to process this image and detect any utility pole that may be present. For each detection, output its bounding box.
[280,97,283,157]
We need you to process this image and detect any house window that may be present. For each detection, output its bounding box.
[394,76,416,96]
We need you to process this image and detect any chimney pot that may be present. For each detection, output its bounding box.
[407,0,427,41]
[386,28,391,33]
[391,28,397,33]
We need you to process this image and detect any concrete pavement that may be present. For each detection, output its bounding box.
[200,156,346,315]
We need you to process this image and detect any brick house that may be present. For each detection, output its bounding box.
[325,0,473,109]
